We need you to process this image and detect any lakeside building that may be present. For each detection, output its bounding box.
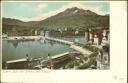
[85,28,109,46]
[93,34,99,45]
[85,31,89,42]
[84,28,110,69]
[35,30,38,35]
[40,30,45,36]
[75,29,79,35]
[88,29,94,44]
[64,28,67,31]
[2,34,8,38]
[58,29,62,34]
[101,29,109,46]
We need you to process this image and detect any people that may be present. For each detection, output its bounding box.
[47,53,50,59]
[26,54,29,61]
[47,53,53,69]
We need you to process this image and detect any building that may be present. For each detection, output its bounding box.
[86,28,110,69]
[93,34,99,45]
[64,28,67,31]
[101,29,109,46]
[107,32,110,43]
[2,34,8,38]
[40,30,44,36]
[85,31,89,42]
[35,30,38,35]
[58,29,62,34]
[89,32,93,44]
[75,29,79,35]
[96,50,103,69]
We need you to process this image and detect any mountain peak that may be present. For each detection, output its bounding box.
[55,7,98,18]
[67,7,80,11]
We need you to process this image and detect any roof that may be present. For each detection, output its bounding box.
[51,52,69,59]
[7,58,27,64]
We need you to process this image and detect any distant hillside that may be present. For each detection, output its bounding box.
[2,18,39,35]
[2,17,39,27]
[2,7,109,35]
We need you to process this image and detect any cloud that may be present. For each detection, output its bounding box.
[38,3,48,9]
[36,3,48,12]
[13,2,109,22]
[20,3,48,13]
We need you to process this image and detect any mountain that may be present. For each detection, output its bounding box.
[2,17,39,27]
[47,7,98,19]
[35,7,109,29]
[2,7,109,35]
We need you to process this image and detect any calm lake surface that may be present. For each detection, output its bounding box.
[2,36,86,62]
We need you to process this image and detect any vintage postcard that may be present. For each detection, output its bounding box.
[0,1,127,83]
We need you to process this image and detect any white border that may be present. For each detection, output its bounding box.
[1,1,127,83]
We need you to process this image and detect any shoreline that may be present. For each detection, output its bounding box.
[2,36,45,40]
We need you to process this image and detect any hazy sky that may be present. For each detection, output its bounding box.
[2,2,109,22]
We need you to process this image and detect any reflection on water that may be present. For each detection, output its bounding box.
[2,36,86,63]
[2,39,74,62]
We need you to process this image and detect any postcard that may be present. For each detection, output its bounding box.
[0,1,127,83]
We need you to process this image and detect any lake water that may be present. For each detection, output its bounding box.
[2,36,86,63]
